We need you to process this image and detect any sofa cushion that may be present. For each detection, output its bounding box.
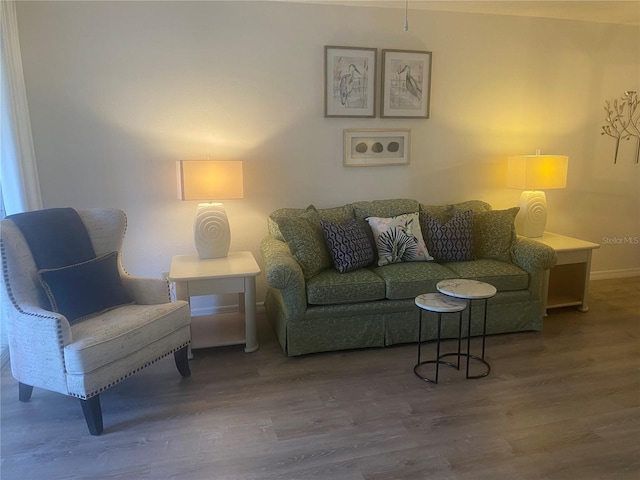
[443,259,529,291]
[473,207,519,262]
[450,200,492,214]
[269,205,354,241]
[366,213,433,266]
[420,200,492,225]
[321,219,375,273]
[422,209,473,262]
[371,262,458,300]
[268,207,307,240]
[307,268,386,305]
[351,198,419,221]
[419,204,451,224]
[317,205,355,223]
[274,206,332,280]
[38,252,134,324]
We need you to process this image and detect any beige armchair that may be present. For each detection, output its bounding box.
[0,208,191,435]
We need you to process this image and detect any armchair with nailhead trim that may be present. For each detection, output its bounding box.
[0,208,191,435]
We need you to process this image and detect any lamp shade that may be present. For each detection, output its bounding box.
[177,160,244,201]
[507,154,568,191]
[176,160,244,259]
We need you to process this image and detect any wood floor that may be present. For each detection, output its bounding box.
[1,277,639,480]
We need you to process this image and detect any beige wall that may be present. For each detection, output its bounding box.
[15,1,640,303]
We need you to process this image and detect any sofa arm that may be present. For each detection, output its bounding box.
[260,235,307,316]
[512,236,558,273]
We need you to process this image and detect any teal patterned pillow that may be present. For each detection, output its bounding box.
[274,206,332,279]
[321,219,374,273]
[423,209,473,262]
[473,207,519,262]
[366,213,433,266]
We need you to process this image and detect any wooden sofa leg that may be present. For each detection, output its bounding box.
[18,382,33,402]
[174,346,191,377]
[80,395,103,436]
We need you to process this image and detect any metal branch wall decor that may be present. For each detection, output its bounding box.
[601,90,640,164]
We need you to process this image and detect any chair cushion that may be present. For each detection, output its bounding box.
[443,259,529,291]
[64,302,190,374]
[38,252,133,324]
[307,268,385,305]
[321,219,374,273]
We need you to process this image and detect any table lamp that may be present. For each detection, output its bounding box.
[507,151,568,238]
[176,160,244,259]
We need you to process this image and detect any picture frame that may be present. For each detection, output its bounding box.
[325,46,377,118]
[381,49,432,118]
[344,129,411,167]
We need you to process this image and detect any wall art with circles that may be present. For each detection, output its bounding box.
[343,129,411,166]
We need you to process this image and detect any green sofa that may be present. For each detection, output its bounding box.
[260,199,557,356]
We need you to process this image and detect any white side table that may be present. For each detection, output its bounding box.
[168,251,261,355]
[532,232,600,315]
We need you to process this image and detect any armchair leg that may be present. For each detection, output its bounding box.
[174,346,191,377]
[18,382,33,402]
[80,395,103,436]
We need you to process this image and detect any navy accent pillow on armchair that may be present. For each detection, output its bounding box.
[38,252,133,324]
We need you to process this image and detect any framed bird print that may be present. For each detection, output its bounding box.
[325,46,377,117]
[381,49,432,118]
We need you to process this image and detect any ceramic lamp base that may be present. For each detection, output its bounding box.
[515,190,547,238]
[194,203,230,259]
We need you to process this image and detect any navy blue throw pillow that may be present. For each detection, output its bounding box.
[38,252,134,324]
[423,209,473,262]
[321,219,374,273]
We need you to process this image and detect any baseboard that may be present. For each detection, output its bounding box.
[191,302,266,317]
[590,268,640,280]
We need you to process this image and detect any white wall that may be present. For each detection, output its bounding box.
[15,1,640,303]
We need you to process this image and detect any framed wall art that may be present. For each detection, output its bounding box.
[381,49,432,118]
[344,129,411,167]
[325,46,377,118]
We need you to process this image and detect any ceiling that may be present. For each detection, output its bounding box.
[277,1,640,26]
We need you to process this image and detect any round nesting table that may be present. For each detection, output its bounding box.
[414,293,467,384]
[436,279,497,379]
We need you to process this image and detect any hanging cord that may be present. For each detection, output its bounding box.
[404,0,409,31]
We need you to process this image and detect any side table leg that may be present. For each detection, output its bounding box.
[244,276,259,353]
[466,298,491,380]
[435,312,442,384]
[174,281,194,360]
[466,300,473,378]
[481,298,488,359]
[456,309,463,370]
[417,310,423,366]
